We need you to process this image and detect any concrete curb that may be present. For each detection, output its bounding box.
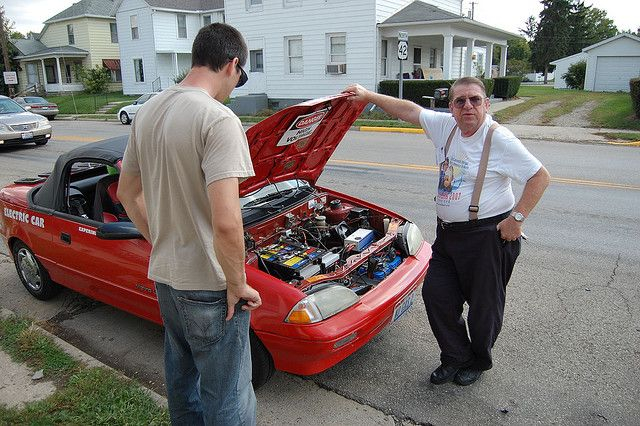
[0,307,168,409]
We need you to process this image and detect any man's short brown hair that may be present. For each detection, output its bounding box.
[450,77,487,98]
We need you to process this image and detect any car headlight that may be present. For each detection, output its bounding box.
[0,123,9,132]
[285,285,359,324]
[395,222,424,257]
[37,118,50,128]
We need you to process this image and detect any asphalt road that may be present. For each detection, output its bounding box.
[1,121,639,425]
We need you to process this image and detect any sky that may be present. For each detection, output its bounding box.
[2,0,638,37]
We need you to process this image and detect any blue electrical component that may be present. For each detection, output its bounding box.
[373,255,402,280]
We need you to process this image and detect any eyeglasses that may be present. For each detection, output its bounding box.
[452,96,485,108]
[236,64,248,88]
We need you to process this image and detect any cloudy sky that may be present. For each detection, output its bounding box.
[3,0,637,36]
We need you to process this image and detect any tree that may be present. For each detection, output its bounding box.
[530,0,573,83]
[520,16,539,41]
[582,7,618,46]
[75,65,111,94]
[0,6,18,96]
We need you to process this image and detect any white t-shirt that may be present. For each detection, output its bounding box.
[419,108,542,222]
[121,85,255,291]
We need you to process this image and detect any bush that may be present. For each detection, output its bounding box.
[173,69,189,84]
[492,76,521,99]
[631,78,640,118]
[378,78,495,107]
[562,61,587,90]
[75,65,111,94]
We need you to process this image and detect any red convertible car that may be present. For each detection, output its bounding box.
[0,94,431,388]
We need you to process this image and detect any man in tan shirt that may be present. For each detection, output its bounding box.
[118,23,261,425]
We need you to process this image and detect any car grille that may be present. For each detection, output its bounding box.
[9,122,38,131]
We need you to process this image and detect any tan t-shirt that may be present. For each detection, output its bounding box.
[121,85,255,291]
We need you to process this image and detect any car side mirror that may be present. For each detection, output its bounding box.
[96,221,143,240]
[132,101,138,105]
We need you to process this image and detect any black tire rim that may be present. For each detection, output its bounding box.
[16,248,42,292]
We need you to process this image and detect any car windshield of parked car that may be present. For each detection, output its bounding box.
[0,99,25,114]
[24,97,48,104]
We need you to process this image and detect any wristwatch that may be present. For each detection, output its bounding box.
[511,211,525,222]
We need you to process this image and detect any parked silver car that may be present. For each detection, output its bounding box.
[118,93,158,124]
[13,96,59,120]
[0,96,52,147]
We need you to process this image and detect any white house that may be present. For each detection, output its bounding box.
[115,0,518,102]
[114,0,224,94]
[550,33,640,92]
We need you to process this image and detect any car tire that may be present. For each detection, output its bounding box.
[49,116,56,121]
[12,241,61,300]
[120,111,131,125]
[250,330,275,390]
[35,139,49,146]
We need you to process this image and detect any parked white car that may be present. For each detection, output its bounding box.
[117,93,158,125]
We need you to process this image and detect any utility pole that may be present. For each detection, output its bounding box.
[470,1,478,20]
[0,7,15,97]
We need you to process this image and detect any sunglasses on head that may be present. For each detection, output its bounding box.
[452,96,484,108]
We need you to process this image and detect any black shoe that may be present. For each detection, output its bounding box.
[454,368,483,386]
[430,364,460,384]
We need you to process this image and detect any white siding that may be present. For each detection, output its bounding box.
[551,53,587,89]
[376,0,462,22]
[584,36,640,92]
[152,11,197,53]
[117,0,157,94]
[227,0,377,99]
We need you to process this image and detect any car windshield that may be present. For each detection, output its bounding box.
[241,179,315,225]
[240,179,312,208]
[24,97,48,103]
[0,99,25,114]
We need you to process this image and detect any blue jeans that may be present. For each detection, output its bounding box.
[155,282,256,426]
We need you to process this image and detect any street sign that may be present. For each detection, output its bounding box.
[398,31,408,42]
[3,71,17,85]
[397,41,408,60]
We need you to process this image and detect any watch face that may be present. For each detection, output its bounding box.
[513,212,525,222]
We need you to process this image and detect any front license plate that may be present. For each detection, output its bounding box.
[392,290,416,322]
[22,132,33,139]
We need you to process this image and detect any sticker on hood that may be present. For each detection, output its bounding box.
[277,107,330,147]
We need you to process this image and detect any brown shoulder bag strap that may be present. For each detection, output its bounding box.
[469,123,499,220]
[444,125,457,157]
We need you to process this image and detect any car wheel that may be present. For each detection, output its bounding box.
[49,115,56,121]
[35,139,49,146]
[12,241,61,300]
[120,111,131,125]
[250,330,275,390]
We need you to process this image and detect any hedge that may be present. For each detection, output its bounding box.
[631,78,640,118]
[492,76,522,99]
[378,78,496,107]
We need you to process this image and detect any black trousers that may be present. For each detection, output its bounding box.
[422,213,521,371]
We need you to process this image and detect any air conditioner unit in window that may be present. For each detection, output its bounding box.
[326,63,347,74]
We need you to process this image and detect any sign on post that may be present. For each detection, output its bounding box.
[3,71,17,85]
[397,31,408,99]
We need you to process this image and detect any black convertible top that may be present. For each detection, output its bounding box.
[33,135,128,210]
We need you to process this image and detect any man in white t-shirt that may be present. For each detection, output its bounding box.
[118,23,261,424]
[344,78,549,386]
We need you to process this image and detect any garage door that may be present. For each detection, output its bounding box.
[594,56,640,92]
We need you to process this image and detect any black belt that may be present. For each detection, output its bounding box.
[437,211,510,232]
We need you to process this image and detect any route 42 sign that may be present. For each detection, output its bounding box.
[397,41,408,61]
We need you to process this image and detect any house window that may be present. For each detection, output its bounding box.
[246,0,263,10]
[413,47,422,70]
[134,59,144,82]
[328,34,346,64]
[45,66,57,84]
[130,15,139,40]
[381,39,388,76]
[26,63,38,84]
[429,48,438,68]
[250,49,263,72]
[286,37,303,74]
[65,64,72,83]
[67,24,74,45]
[202,15,211,26]
[110,23,118,43]
[111,69,122,82]
[177,14,187,38]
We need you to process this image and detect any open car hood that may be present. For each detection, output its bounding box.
[240,93,365,196]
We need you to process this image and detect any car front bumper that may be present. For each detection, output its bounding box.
[0,127,52,146]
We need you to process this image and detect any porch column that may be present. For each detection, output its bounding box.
[173,53,179,76]
[443,34,454,80]
[499,45,508,76]
[55,57,63,92]
[465,38,475,77]
[485,42,493,78]
[40,59,48,88]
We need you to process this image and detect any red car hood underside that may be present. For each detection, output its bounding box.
[240,93,365,197]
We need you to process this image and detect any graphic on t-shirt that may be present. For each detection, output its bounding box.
[437,156,467,205]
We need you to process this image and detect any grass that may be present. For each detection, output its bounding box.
[493,86,640,130]
[47,92,137,114]
[0,315,169,425]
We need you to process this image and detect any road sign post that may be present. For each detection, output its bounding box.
[397,31,408,99]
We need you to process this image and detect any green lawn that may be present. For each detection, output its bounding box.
[493,85,640,130]
[48,92,137,114]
